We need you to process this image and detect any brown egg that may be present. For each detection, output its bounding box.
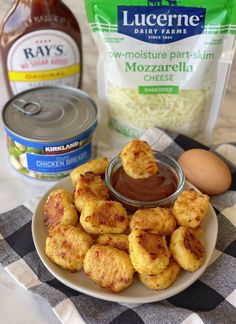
[178,149,232,195]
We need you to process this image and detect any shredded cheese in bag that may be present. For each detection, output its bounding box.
[84,0,236,139]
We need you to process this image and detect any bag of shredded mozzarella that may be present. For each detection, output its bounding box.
[84,0,236,139]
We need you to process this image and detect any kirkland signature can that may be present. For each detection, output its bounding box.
[2,86,97,180]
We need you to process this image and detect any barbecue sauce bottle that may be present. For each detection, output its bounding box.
[0,0,82,96]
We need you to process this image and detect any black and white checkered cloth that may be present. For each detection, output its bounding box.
[0,127,236,324]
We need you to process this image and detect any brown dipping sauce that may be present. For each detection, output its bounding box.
[112,164,178,201]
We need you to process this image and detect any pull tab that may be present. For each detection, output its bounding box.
[12,99,42,115]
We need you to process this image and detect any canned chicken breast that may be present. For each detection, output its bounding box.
[2,86,97,180]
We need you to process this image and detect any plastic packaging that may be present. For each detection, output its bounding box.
[84,0,236,140]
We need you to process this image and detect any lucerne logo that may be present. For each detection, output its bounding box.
[118,6,206,44]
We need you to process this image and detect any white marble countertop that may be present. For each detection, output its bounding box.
[0,1,236,324]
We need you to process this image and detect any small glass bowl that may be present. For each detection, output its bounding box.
[105,151,185,212]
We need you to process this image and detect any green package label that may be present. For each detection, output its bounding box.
[139,86,179,94]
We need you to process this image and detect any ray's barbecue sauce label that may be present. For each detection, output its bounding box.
[7,30,80,94]
[0,0,82,95]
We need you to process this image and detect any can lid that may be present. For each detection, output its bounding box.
[2,86,97,142]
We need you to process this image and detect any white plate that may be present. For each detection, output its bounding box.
[32,177,218,304]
